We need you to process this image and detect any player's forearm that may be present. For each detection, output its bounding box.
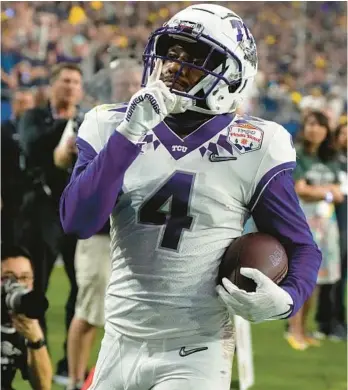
[252,170,322,316]
[28,347,52,390]
[60,131,140,238]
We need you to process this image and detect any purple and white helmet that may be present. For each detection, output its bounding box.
[142,3,258,115]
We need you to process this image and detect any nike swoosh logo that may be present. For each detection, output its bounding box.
[179,346,208,357]
[209,153,237,162]
[269,304,294,319]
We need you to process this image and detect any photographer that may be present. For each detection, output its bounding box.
[1,245,52,390]
[18,62,84,384]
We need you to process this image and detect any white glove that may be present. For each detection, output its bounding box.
[117,60,177,143]
[216,267,294,323]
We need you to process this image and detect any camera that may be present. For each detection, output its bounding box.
[1,277,49,324]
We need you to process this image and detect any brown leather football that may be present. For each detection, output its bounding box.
[218,233,288,292]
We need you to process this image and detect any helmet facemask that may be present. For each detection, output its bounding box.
[142,24,244,114]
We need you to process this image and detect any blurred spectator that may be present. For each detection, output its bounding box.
[286,111,343,350]
[83,57,142,106]
[1,2,346,127]
[299,87,327,115]
[1,31,22,122]
[67,59,142,390]
[333,122,348,336]
[1,89,35,244]
[326,86,346,128]
[18,63,84,385]
[110,59,142,102]
[67,234,111,390]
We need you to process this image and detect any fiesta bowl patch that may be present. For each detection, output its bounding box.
[227,124,264,154]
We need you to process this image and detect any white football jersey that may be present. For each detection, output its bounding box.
[78,103,296,339]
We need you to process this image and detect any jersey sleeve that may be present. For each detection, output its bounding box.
[292,148,306,182]
[77,104,126,153]
[77,107,103,153]
[292,162,305,182]
[247,124,296,211]
[60,104,141,238]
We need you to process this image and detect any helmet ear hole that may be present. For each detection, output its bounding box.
[228,80,242,94]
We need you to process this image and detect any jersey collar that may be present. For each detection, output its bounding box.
[153,113,235,160]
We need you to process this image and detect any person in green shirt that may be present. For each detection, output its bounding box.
[332,122,347,339]
[286,111,343,350]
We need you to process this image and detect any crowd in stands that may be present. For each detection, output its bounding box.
[2,1,347,133]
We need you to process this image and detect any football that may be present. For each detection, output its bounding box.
[218,233,288,292]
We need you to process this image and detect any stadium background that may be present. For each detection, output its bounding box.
[1,1,347,389]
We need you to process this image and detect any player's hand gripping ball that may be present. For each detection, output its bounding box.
[218,233,288,292]
[217,233,293,323]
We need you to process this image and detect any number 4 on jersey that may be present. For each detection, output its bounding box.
[138,171,195,251]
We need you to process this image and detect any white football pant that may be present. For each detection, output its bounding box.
[89,325,235,390]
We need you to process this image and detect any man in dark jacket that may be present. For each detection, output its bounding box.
[18,63,84,384]
[1,89,35,244]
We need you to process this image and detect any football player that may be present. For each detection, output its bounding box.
[60,4,321,389]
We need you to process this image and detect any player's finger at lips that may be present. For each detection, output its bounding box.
[151,81,176,108]
[155,80,172,94]
[159,85,176,104]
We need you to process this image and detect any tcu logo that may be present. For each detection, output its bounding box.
[269,245,284,267]
[172,145,188,153]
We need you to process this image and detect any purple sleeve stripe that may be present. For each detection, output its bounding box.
[252,170,322,316]
[109,106,127,113]
[60,131,140,238]
[248,161,296,211]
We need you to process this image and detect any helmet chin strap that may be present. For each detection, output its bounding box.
[188,103,220,115]
[169,92,219,115]
[170,95,195,114]
[179,81,240,116]
[188,100,238,115]
[170,74,218,115]
[171,88,238,116]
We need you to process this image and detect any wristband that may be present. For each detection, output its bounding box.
[117,121,146,144]
[26,338,46,350]
[325,191,334,203]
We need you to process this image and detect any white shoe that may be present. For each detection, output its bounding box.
[53,374,70,386]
